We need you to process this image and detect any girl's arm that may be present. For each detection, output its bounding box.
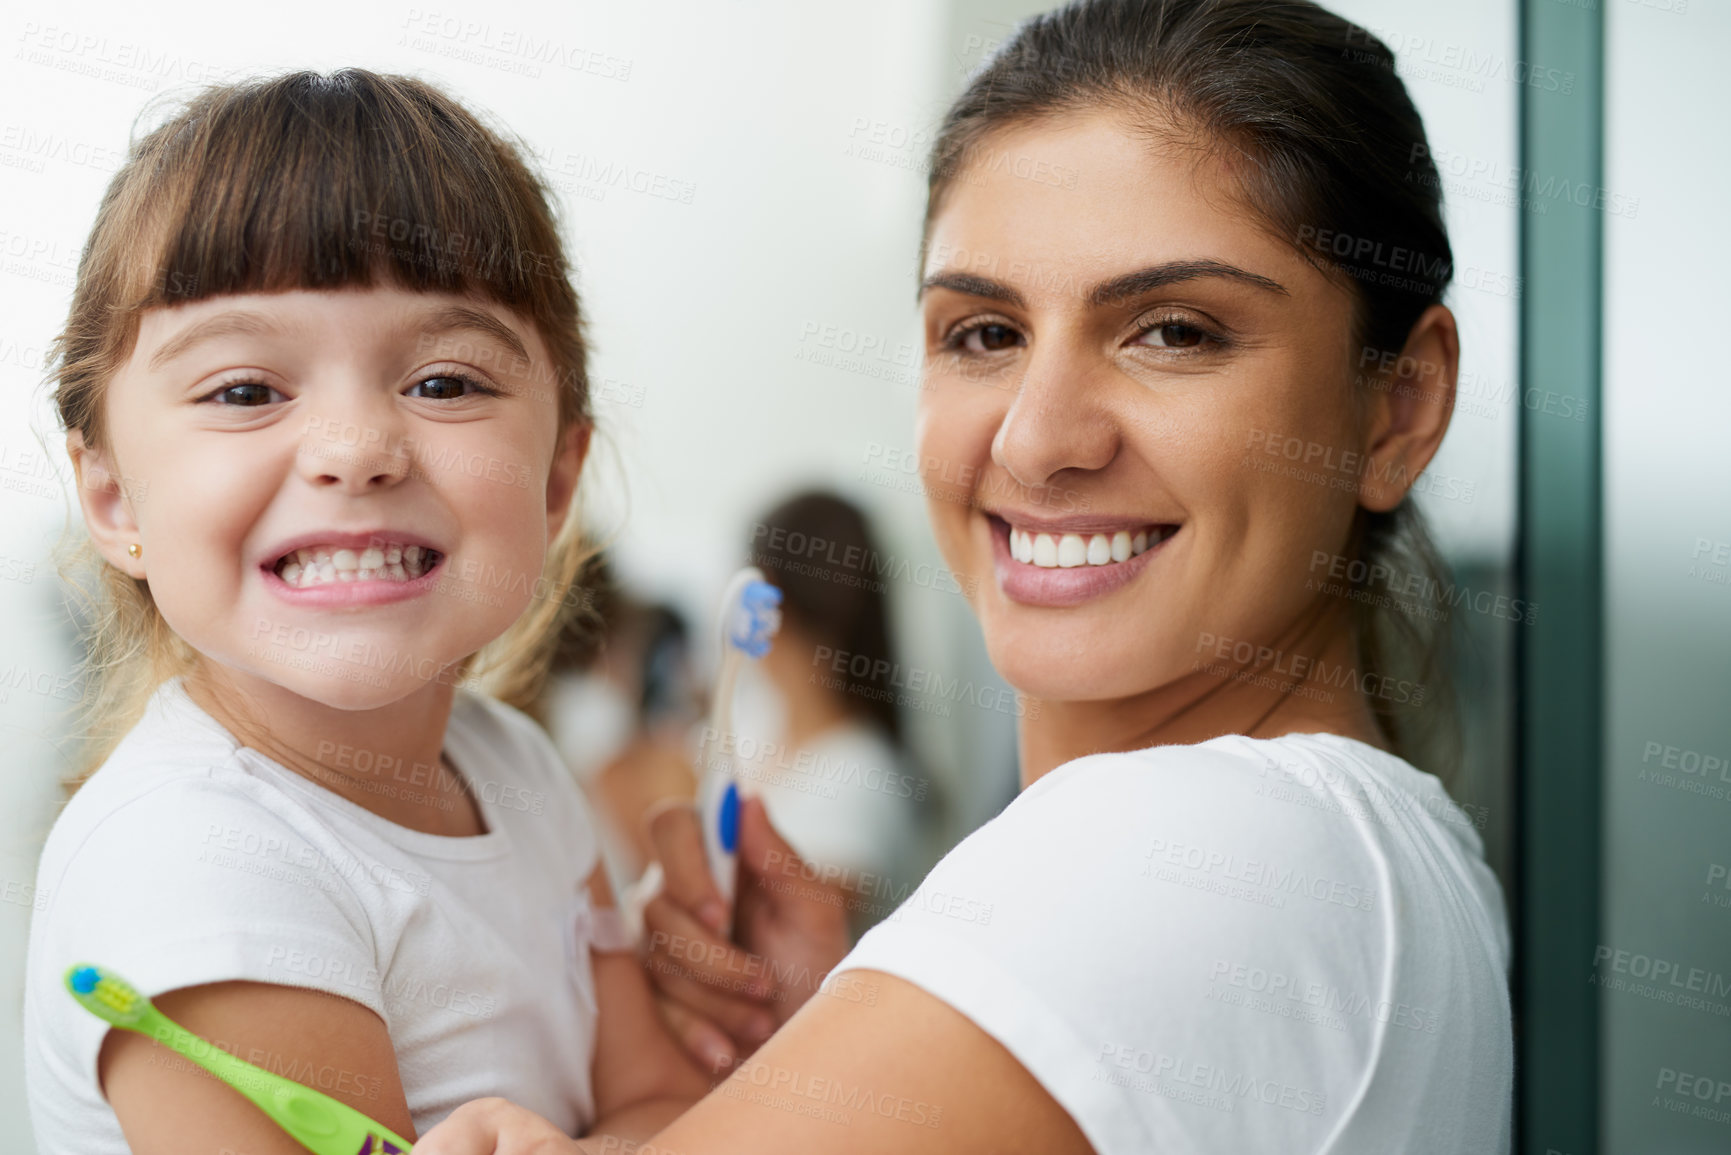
[98,979,414,1154]
[584,868,713,1142]
[417,967,1095,1155]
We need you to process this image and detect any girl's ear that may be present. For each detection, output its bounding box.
[67,429,147,579]
[546,420,593,541]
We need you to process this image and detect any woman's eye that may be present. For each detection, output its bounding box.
[1137,322,1210,349]
[207,382,284,406]
[955,323,1023,354]
[407,374,491,400]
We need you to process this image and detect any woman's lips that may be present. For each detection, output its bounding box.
[989,516,1176,607]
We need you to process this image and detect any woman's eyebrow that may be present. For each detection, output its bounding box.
[147,310,276,371]
[1087,260,1289,304]
[919,271,1025,307]
[919,259,1289,308]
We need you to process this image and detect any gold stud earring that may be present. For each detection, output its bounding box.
[127,543,142,558]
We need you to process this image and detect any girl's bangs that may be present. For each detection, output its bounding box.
[126,70,566,315]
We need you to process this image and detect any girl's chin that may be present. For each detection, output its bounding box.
[232,660,473,711]
[263,674,425,711]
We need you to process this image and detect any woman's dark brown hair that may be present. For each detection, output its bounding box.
[47,68,595,787]
[924,0,1459,773]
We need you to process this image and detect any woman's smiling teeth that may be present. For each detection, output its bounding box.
[1009,526,1171,568]
[274,543,441,588]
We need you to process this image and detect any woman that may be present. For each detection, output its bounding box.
[421,0,1512,1150]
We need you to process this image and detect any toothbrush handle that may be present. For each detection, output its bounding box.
[701,651,745,914]
[132,1005,412,1154]
[700,771,741,908]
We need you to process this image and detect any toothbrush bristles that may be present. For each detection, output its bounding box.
[730,580,782,658]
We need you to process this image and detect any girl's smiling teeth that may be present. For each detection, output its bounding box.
[1007,524,1176,568]
[273,542,443,588]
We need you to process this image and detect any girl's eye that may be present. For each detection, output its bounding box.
[204,382,285,406]
[1136,321,1214,349]
[407,373,495,400]
[947,321,1024,354]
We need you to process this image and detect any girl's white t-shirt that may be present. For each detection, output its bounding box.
[24,675,605,1153]
[833,732,1513,1155]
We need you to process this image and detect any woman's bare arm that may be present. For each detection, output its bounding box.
[650,967,1094,1155]
[419,968,1094,1155]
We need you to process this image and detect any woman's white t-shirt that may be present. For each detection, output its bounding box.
[833,732,1512,1154]
[24,675,606,1153]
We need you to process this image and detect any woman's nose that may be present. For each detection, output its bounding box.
[297,406,413,493]
[990,343,1120,489]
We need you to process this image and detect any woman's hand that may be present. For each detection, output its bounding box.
[642,796,852,1074]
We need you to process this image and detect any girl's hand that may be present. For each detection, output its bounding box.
[412,1097,585,1155]
[642,797,851,1073]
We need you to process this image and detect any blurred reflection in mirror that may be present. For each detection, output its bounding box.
[535,552,705,888]
[732,490,930,938]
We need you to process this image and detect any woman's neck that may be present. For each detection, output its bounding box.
[1014,615,1390,788]
[181,665,487,837]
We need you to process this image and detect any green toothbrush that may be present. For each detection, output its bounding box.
[65,962,414,1155]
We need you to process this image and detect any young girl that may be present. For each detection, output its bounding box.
[22,68,709,1153]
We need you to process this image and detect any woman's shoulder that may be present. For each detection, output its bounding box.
[1012,730,1485,862]
[1020,732,1278,804]
[896,728,1502,966]
[984,733,1341,858]
[841,731,1511,1153]
[840,734,1390,1153]
[1021,728,1403,790]
[924,734,1387,900]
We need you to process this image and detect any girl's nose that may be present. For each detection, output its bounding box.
[297,411,414,493]
[990,344,1120,489]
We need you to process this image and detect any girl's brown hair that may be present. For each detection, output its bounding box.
[924,0,1460,775]
[48,67,596,789]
